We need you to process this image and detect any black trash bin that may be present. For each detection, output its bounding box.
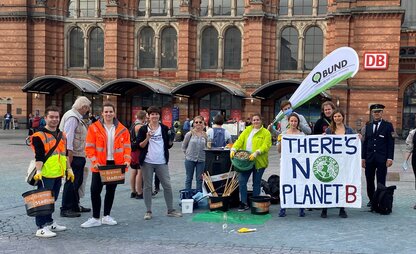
[204,148,239,208]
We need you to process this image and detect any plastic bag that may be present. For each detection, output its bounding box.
[402,160,409,171]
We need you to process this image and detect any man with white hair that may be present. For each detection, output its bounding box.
[60,96,92,217]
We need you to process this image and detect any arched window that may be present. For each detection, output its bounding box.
[402,82,416,135]
[139,27,155,68]
[279,0,288,15]
[200,0,209,16]
[214,0,231,16]
[236,0,244,16]
[100,0,106,16]
[80,0,95,17]
[138,0,146,16]
[224,27,241,69]
[293,0,312,15]
[69,27,84,67]
[304,26,323,70]
[161,27,177,68]
[151,0,168,16]
[67,0,106,18]
[402,0,416,28]
[172,0,180,15]
[89,27,104,68]
[280,27,298,70]
[201,27,218,69]
[318,0,328,15]
[68,0,76,17]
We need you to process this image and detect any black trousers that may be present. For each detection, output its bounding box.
[91,160,117,219]
[61,156,86,211]
[365,160,387,201]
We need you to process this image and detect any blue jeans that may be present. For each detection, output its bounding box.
[238,167,265,204]
[184,160,205,192]
[35,177,62,228]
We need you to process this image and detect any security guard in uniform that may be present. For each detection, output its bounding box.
[361,104,395,207]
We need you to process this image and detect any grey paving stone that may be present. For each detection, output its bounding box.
[0,130,414,254]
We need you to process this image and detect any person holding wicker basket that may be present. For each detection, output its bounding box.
[230,114,272,211]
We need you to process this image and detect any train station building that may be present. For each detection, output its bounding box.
[1,0,416,136]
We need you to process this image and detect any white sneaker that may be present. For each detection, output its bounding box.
[81,218,102,228]
[144,212,152,220]
[36,227,57,238]
[101,215,117,225]
[47,222,67,232]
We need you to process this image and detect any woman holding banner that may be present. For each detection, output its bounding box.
[323,109,356,218]
[230,114,272,211]
[277,113,306,217]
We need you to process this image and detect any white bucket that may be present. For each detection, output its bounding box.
[181,199,194,214]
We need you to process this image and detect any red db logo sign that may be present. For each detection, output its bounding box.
[364,53,388,70]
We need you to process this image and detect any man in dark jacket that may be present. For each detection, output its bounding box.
[362,104,395,207]
[313,101,336,134]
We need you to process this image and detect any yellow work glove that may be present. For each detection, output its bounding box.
[277,134,282,142]
[230,150,235,159]
[66,168,75,183]
[33,170,42,181]
[249,151,259,161]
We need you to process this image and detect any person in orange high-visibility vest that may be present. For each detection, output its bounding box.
[31,106,73,238]
[81,103,131,228]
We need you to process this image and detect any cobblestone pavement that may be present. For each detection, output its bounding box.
[0,130,414,254]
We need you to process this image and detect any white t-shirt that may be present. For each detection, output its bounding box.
[246,128,260,153]
[104,124,115,160]
[145,125,166,164]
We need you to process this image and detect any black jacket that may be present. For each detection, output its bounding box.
[137,123,173,165]
[362,120,395,163]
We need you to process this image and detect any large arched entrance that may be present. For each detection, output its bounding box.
[402,81,416,137]
[171,80,246,125]
[22,75,101,116]
[98,78,172,126]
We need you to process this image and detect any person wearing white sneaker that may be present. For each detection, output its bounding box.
[36,227,56,238]
[47,222,67,232]
[84,103,131,228]
[101,215,117,225]
[30,106,73,238]
[138,106,182,220]
[81,217,102,228]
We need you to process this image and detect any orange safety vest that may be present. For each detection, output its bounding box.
[85,120,131,173]
[31,131,67,178]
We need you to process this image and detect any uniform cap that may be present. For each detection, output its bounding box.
[370,104,385,111]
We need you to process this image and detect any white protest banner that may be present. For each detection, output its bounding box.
[273,47,359,123]
[279,134,362,208]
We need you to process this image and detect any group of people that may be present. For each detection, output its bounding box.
[29,95,413,238]
[271,100,396,218]
[30,98,182,238]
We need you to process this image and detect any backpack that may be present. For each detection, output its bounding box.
[129,123,140,151]
[39,118,46,128]
[32,116,41,128]
[371,183,396,215]
[212,128,226,148]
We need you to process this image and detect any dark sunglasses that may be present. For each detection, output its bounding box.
[194,121,203,124]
